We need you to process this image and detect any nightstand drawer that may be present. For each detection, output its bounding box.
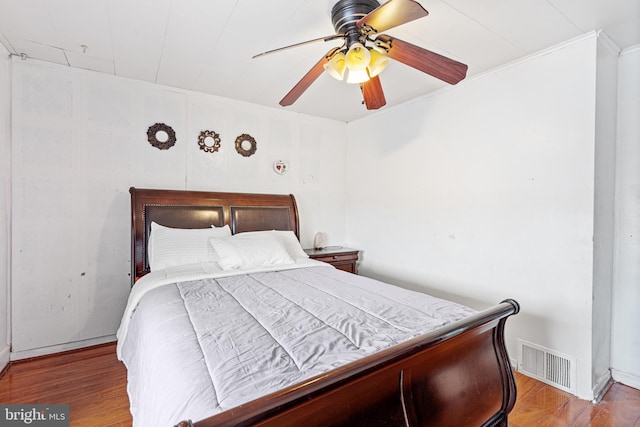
[304,247,359,274]
[311,253,358,263]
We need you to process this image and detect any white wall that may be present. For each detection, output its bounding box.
[9,59,348,357]
[611,45,640,389]
[346,34,605,399]
[0,44,10,369]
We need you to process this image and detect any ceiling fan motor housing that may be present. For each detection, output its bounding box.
[331,0,380,46]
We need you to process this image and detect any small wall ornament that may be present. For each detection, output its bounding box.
[198,130,221,153]
[235,133,257,157]
[147,123,176,150]
[273,160,289,175]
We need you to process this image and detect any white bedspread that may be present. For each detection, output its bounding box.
[117,262,476,426]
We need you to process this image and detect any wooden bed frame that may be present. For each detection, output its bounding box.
[129,187,519,427]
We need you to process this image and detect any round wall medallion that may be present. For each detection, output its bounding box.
[147,123,176,150]
[198,130,221,153]
[235,133,257,157]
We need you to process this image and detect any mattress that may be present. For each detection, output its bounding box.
[116,261,476,426]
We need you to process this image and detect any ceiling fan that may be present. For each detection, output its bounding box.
[253,0,468,110]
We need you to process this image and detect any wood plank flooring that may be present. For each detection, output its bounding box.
[0,342,639,426]
[0,343,131,427]
[509,373,640,427]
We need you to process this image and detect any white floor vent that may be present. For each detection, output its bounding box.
[517,339,576,394]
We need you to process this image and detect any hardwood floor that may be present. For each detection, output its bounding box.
[0,343,131,427]
[509,374,640,427]
[0,342,639,426]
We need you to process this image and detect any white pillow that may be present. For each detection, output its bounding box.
[148,222,231,271]
[209,232,294,270]
[234,230,308,260]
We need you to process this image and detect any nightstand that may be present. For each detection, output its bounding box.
[304,247,359,274]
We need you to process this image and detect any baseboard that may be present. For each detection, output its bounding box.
[9,335,116,361]
[612,368,640,391]
[592,372,614,403]
[510,357,518,370]
[0,345,10,373]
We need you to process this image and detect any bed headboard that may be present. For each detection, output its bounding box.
[129,187,300,285]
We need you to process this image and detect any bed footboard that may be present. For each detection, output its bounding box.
[176,299,519,427]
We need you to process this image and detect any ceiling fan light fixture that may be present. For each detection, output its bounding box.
[274,0,466,109]
[345,42,371,71]
[324,51,346,80]
[367,47,389,77]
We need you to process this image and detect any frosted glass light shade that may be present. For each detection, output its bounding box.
[367,48,389,77]
[345,68,370,84]
[324,51,346,80]
[345,43,370,71]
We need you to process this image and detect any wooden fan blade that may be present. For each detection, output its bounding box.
[376,34,467,85]
[361,75,386,110]
[280,48,340,107]
[253,35,344,59]
[357,0,428,33]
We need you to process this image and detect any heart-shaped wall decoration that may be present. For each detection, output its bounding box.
[273,160,289,175]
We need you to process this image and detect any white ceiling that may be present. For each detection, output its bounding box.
[1,0,639,122]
